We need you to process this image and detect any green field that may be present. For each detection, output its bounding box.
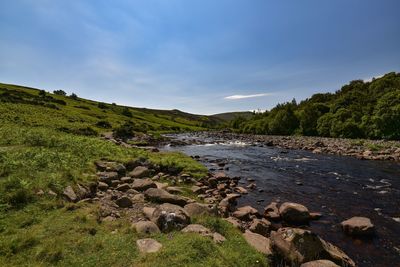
[0,83,268,266]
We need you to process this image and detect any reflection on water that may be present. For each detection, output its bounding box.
[163,134,400,267]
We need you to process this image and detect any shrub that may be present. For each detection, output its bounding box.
[113,122,135,139]
[69,93,78,100]
[97,102,108,109]
[95,120,112,129]
[121,107,132,117]
[53,90,66,96]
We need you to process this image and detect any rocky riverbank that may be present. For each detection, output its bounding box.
[168,131,400,161]
[59,154,369,266]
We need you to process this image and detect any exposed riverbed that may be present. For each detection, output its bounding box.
[163,133,400,267]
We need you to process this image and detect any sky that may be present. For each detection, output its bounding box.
[1,0,399,115]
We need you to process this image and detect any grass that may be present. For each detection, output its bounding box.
[0,84,268,266]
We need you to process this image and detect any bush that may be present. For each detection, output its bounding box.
[113,122,135,139]
[98,102,108,109]
[69,93,78,100]
[121,107,132,117]
[53,90,66,96]
[95,120,112,128]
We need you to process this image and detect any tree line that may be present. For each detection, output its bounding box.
[229,72,400,140]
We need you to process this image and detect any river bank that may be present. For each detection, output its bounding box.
[167,131,400,161]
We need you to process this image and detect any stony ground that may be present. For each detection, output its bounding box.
[57,134,376,267]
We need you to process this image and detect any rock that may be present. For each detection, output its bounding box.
[214,172,229,181]
[98,181,109,191]
[120,176,133,183]
[133,221,161,235]
[340,217,375,237]
[249,218,271,236]
[270,227,355,267]
[184,203,214,218]
[223,217,244,231]
[235,186,248,194]
[155,182,168,190]
[132,193,145,202]
[63,186,78,202]
[181,224,226,244]
[166,186,184,194]
[243,230,273,256]
[151,203,190,231]
[76,184,90,199]
[98,171,118,184]
[116,183,131,192]
[191,185,204,194]
[264,202,280,220]
[301,260,340,267]
[145,188,188,206]
[143,207,156,220]
[115,196,132,208]
[310,212,322,220]
[131,178,157,191]
[279,202,310,224]
[112,163,126,176]
[129,166,150,178]
[232,206,259,221]
[136,238,162,253]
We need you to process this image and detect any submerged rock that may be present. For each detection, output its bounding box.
[341,217,375,237]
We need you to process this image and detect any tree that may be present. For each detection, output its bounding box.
[53,90,66,96]
[69,93,78,100]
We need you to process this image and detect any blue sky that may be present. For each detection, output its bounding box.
[1,0,399,114]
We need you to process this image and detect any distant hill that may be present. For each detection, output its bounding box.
[229,72,400,140]
[212,111,253,121]
[0,82,222,136]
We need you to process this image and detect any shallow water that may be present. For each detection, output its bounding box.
[163,133,400,267]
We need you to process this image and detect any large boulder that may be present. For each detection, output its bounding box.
[144,188,188,206]
[232,206,259,221]
[279,202,310,224]
[340,217,375,237]
[143,207,156,220]
[270,228,355,267]
[131,178,157,191]
[243,230,273,256]
[151,203,190,231]
[129,166,150,178]
[133,221,161,235]
[136,238,162,253]
[301,260,340,267]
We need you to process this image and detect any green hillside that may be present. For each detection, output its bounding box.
[0,83,267,266]
[230,72,400,140]
[0,83,221,136]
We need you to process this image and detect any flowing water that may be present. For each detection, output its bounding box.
[163,133,400,267]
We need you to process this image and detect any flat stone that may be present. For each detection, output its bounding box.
[131,178,157,191]
[129,166,150,178]
[341,217,375,236]
[223,217,244,231]
[136,238,162,253]
[132,193,145,202]
[145,188,188,206]
[181,224,226,244]
[98,181,109,191]
[143,207,156,220]
[116,183,131,192]
[232,205,259,221]
[120,176,133,183]
[133,221,161,235]
[243,230,273,256]
[98,171,118,184]
[166,186,184,194]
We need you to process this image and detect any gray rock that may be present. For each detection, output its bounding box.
[145,188,188,206]
[341,217,374,236]
[98,171,118,184]
[232,206,259,221]
[143,207,156,220]
[270,227,355,267]
[98,181,109,191]
[249,218,271,236]
[63,186,78,202]
[136,238,162,253]
[279,202,310,224]
[131,178,157,191]
[116,183,131,192]
[243,230,273,256]
[129,166,150,178]
[151,203,190,231]
[184,203,214,218]
[181,224,226,244]
[133,221,161,235]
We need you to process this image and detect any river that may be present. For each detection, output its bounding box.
[163,133,400,267]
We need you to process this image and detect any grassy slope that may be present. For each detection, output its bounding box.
[0,84,268,266]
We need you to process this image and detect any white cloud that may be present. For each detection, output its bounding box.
[224,93,273,100]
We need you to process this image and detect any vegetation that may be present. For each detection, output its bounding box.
[0,83,266,266]
[229,72,400,140]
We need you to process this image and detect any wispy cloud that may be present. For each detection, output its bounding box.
[224,93,273,100]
